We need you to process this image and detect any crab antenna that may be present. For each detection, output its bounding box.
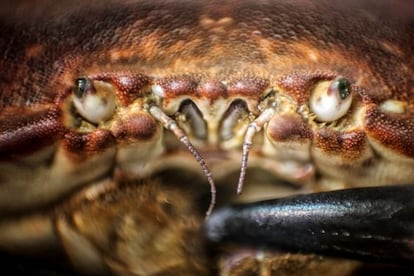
[149,105,216,217]
[237,105,276,195]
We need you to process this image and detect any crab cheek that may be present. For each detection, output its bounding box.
[310,126,383,191]
[365,104,414,160]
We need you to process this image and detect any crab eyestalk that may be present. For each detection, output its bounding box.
[72,77,117,124]
[309,77,353,122]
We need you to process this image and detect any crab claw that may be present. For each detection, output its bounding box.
[204,185,414,264]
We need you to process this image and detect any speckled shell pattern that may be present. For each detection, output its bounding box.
[1,0,413,157]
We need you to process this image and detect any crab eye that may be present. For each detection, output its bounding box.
[336,78,351,100]
[73,77,90,98]
[309,77,353,122]
[72,77,117,124]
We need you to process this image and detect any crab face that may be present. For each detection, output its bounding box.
[0,0,413,274]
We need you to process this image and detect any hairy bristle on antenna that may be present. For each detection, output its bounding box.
[237,106,276,195]
[149,105,216,216]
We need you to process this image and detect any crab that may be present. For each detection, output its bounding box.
[0,0,413,275]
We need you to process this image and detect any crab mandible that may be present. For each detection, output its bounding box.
[0,0,413,275]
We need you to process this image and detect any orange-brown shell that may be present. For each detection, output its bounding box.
[0,0,413,164]
[1,0,413,105]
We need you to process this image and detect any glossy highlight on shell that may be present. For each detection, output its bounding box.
[0,0,413,275]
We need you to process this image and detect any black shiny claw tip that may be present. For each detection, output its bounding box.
[204,185,414,264]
